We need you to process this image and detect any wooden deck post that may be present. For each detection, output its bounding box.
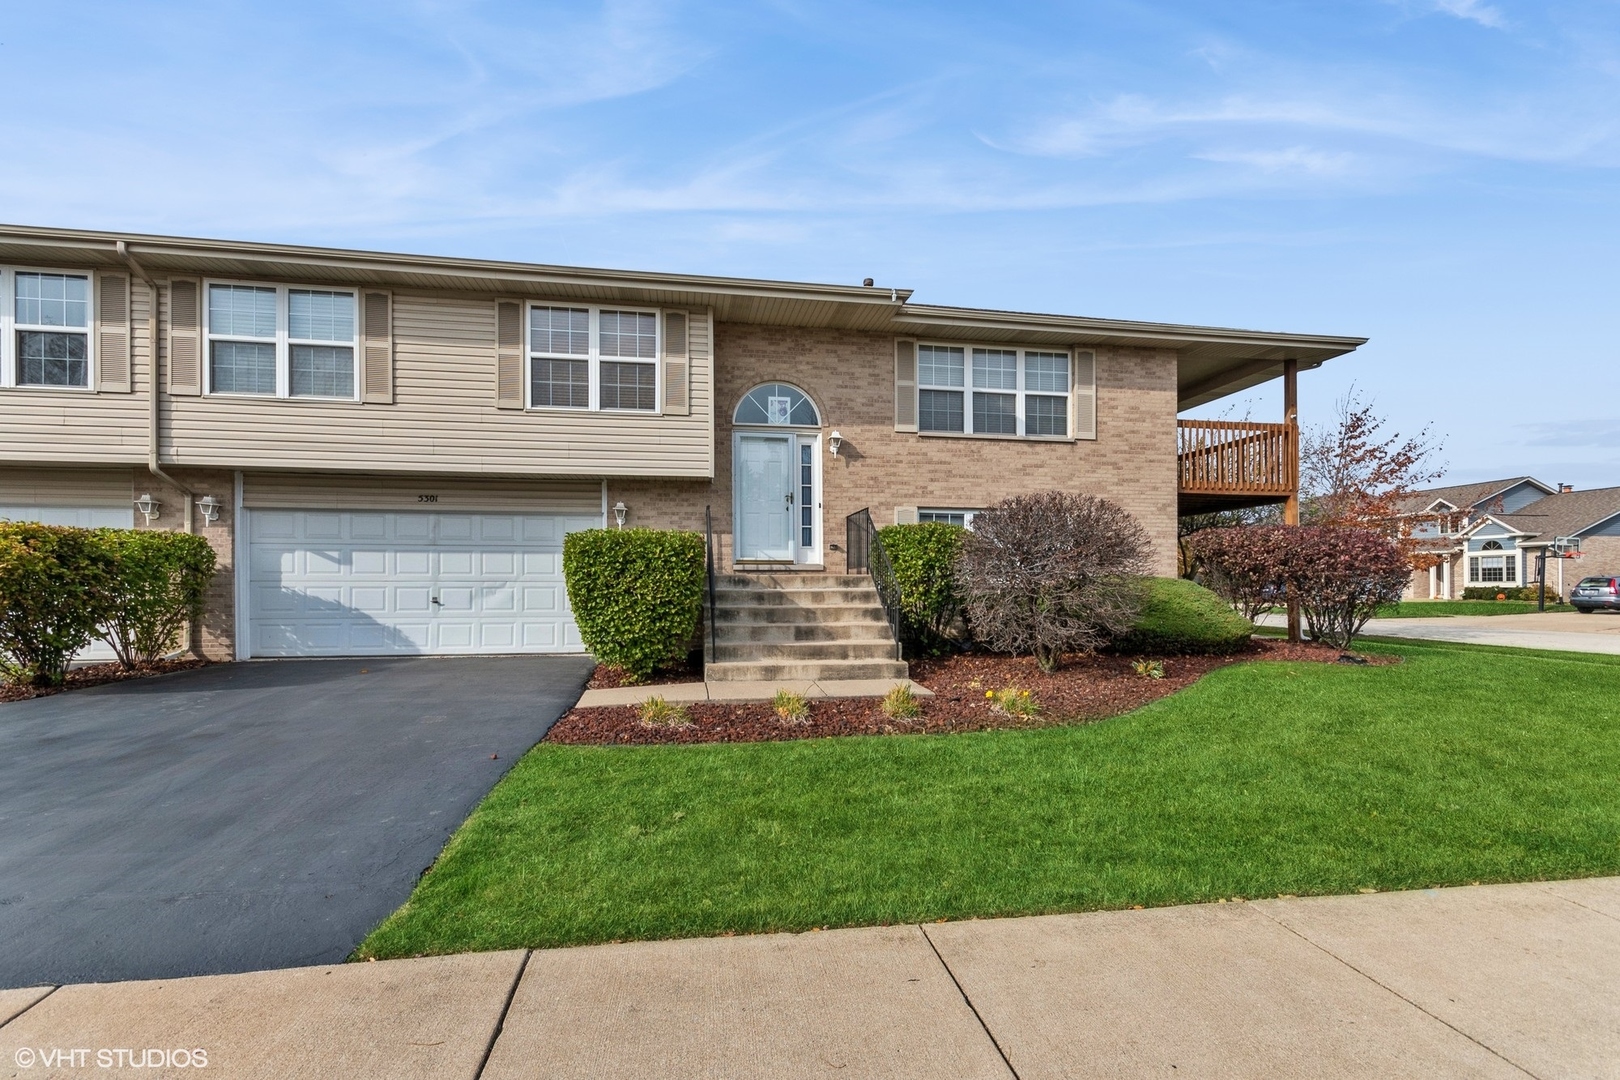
[1283,359,1302,643]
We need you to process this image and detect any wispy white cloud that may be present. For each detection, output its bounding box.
[1426,0,1506,29]
[1194,146,1358,175]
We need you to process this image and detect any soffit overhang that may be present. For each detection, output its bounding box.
[0,224,1366,410]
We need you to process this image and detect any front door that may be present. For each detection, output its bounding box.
[736,432,795,561]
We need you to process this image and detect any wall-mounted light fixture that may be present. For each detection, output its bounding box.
[828,430,843,458]
[134,494,161,524]
[612,501,628,529]
[197,495,223,526]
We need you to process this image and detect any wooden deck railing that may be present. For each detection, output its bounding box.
[1177,419,1297,497]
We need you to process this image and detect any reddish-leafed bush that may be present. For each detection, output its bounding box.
[1189,526,1408,649]
[956,492,1152,672]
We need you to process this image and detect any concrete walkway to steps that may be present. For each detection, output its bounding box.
[1259,609,1620,656]
[4,876,1618,1079]
[577,676,933,707]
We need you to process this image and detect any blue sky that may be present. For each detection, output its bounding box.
[3,1,1616,488]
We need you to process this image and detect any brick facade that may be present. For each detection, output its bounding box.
[11,325,1186,663]
[610,324,1181,577]
[132,468,236,661]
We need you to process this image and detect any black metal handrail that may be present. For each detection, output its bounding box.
[845,508,903,660]
[704,505,717,665]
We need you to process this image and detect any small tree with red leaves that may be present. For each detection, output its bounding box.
[1289,528,1411,647]
[1301,387,1445,540]
[1190,525,1408,649]
[1186,526,1292,621]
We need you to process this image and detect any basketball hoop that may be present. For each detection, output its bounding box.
[1553,536,1582,559]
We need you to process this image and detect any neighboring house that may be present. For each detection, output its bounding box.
[1399,478,1620,598]
[0,224,1362,661]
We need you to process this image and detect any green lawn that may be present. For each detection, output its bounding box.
[358,639,1620,960]
[1375,600,1574,617]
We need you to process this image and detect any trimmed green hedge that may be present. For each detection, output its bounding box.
[1462,585,1560,602]
[1110,577,1255,655]
[0,523,115,687]
[95,529,216,667]
[878,522,965,655]
[563,528,705,681]
[0,524,219,686]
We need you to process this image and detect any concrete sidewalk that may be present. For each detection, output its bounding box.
[1260,609,1620,655]
[4,877,1618,1078]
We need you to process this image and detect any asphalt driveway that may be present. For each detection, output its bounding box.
[0,655,593,989]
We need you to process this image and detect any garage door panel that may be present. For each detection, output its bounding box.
[479,516,517,541]
[349,623,392,650]
[251,547,295,576]
[395,549,431,575]
[395,515,431,541]
[350,587,388,612]
[395,587,432,613]
[254,511,297,539]
[304,513,343,540]
[522,586,559,613]
[350,515,387,540]
[480,623,516,648]
[351,549,388,575]
[249,509,589,657]
[437,587,475,612]
[305,550,344,576]
[482,551,517,576]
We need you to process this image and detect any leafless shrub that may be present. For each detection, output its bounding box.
[955,492,1153,672]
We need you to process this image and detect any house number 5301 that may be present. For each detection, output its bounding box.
[418,495,439,503]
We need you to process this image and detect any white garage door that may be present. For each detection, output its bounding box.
[0,505,135,663]
[247,509,599,657]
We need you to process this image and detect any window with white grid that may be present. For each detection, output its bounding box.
[526,304,659,412]
[917,343,1072,438]
[204,281,359,399]
[4,270,93,388]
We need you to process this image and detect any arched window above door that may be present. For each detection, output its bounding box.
[1480,540,1504,550]
[734,383,820,427]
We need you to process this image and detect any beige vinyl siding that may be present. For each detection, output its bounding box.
[0,465,136,506]
[0,279,150,465]
[242,472,602,514]
[163,293,714,478]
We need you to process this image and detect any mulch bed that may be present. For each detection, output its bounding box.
[0,658,210,703]
[547,638,1398,746]
[586,659,704,690]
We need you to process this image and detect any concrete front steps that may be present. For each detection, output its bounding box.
[705,573,908,683]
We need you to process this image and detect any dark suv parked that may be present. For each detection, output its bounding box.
[1571,576,1620,613]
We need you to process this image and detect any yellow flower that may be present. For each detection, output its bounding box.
[986,690,994,698]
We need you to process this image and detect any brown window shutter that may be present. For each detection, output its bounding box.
[361,291,393,404]
[1073,350,1097,440]
[894,339,917,431]
[95,271,132,393]
[894,506,919,526]
[167,279,202,396]
[495,301,523,409]
[662,311,689,416]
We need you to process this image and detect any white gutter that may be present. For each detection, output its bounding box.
[116,240,193,534]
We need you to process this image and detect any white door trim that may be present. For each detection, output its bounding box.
[732,429,822,565]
